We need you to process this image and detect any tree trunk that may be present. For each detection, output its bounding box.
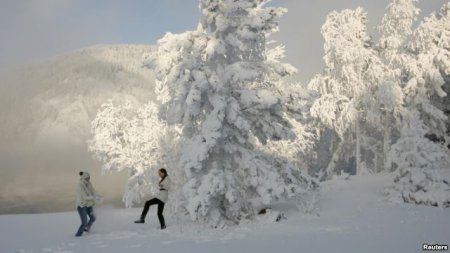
[355,114,361,175]
[383,113,391,172]
[326,137,343,180]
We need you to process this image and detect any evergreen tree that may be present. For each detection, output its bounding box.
[387,110,450,207]
[385,3,450,208]
[405,3,450,143]
[151,0,311,226]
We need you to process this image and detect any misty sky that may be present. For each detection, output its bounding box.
[0,0,447,82]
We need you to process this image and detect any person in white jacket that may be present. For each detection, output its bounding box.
[75,171,101,237]
[134,168,170,229]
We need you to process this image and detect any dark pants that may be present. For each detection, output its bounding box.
[140,198,165,228]
[76,206,96,236]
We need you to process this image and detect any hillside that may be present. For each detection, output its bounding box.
[0,44,156,143]
[0,44,156,214]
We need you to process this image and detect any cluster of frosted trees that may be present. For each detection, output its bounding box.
[89,0,450,227]
[310,0,450,207]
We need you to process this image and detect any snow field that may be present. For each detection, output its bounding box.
[2,173,449,253]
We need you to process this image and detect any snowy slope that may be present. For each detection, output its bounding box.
[1,173,448,253]
[0,44,156,214]
[0,44,156,144]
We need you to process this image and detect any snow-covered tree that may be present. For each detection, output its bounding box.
[427,4,450,144]
[378,1,449,145]
[150,0,312,226]
[266,81,317,166]
[383,2,450,208]
[405,3,450,143]
[263,45,317,167]
[309,8,388,177]
[88,100,180,208]
[387,110,450,207]
[260,79,319,213]
[376,0,419,171]
[311,1,448,179]
[378,0,420,63]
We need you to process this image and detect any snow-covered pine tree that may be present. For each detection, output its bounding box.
[375,1,450,207]
[387,110,450,207]
[263,44,317,169]
[403,2,450,144]
[309,8,387,177]
[384,2,450,208]
[88,100,180,208]
[427,4,450,145]
[265,81,317,168]
[151,0,310,226]
[377,1,450,148]
[262,79,319,214]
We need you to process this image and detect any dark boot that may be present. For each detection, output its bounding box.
[161,225,166,230]
[134,219,145,224]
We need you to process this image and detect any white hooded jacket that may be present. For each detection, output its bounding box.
[76,172,99,208]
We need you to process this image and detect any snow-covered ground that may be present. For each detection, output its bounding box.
[1,173,449,253]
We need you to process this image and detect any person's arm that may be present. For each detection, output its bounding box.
[89,183,103,202]
[78,183,95,201]
[161,177,170,190]
[91,184,100,197]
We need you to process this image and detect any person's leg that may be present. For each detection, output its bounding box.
[85,207,96,232]
[75,206,88,237]
[136,198,158,223]
[157,200,166,229]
